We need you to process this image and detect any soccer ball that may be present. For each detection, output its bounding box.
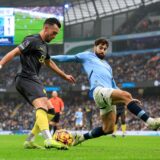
[53,129,74,146]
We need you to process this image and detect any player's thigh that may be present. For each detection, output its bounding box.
[79,121,83,126]
[101,111,116,132]
[76,121,82,126]
[111,89,132,104]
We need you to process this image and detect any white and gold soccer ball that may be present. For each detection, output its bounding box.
[53,129,74,146]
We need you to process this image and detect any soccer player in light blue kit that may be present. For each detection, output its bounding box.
[75,108,83,130]
[52,38,160,145]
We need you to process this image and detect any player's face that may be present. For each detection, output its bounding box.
[52,91,58,97]
[44,24,60,43]
[94,44,107,59]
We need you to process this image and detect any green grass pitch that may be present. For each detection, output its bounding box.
[0,135,160,160]
[14,12,64,44]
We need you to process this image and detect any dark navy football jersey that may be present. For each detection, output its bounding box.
[17,34,50,82]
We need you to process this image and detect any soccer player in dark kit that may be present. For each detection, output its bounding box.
[0,17,75,150]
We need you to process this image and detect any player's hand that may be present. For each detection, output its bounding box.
[64,74,76,83]
[0,65,2,70]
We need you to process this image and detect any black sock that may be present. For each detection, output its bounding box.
[84,127,108,140]
[53,126,57,133]
[127,101,149,122]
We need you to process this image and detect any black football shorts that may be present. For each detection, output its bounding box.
[51,112,60,123]
[15,76,47,105]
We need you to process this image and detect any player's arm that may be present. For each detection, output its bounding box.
[60,99,64,114]
[75,113,78,118]
[51,55,77,62]
[0,47,21,69]
[45,59,75,83]
[60,106,64,115]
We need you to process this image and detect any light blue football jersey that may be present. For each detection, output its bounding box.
[52,51,118,97]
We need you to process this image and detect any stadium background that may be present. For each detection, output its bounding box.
[0,0,160,137]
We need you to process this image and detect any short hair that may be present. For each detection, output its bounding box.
[44,17,61,28]
[94,38,109,48]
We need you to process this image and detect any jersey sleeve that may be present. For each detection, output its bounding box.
[51,51,88,63]
[75,112,78,117]
[75,52,89,62]
[52,55,77,62]
[18,37,36,54]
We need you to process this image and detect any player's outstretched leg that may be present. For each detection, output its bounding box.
[72,126,112,146]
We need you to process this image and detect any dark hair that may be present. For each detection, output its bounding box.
[44,17,61,28]
[94,38,109,48]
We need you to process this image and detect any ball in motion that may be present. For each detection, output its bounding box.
[53,129,74,146]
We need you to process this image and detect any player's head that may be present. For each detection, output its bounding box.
[94,38,109,59]
[52,91,58,97]
[43,18,61,43]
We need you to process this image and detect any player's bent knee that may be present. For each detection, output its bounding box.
[121,91,132,101]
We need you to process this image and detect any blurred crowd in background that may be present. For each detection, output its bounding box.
[0,95,160,131]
